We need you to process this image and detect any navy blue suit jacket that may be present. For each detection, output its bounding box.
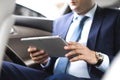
[45,7,120,80]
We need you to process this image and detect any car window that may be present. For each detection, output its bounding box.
[14,4,46,18]
[15,0,68,20]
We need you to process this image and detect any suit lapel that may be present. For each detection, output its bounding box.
[87,7,105,50]
[60,13,74,39]
[61,7,105,50]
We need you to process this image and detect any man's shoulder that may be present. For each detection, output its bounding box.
[55,12,73,21]
[95,6,120,19]
[99,7,120,14]
[62,12,73,17]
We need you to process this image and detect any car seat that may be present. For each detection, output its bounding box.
[0,0,15,70]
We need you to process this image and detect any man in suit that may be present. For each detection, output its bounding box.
[1,0,120,80]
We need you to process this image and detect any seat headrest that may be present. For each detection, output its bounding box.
[0,0,15,24]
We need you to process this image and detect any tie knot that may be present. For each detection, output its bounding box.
[81,16,89,24]
[73,16,89,22]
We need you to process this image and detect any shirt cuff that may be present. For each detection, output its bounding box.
[40,57,51,68]
[96,53,109,72]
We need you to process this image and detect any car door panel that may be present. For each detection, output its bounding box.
[5,15,53,68]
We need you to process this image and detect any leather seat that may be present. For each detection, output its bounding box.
[0,0,15,70]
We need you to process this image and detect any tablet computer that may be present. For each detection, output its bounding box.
[21,36,68,57]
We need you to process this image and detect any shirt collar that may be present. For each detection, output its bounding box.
[73,4,97,20]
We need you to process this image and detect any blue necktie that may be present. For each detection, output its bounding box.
[54,16,89,74]
[70,16,89,42]
[54,57,69,74]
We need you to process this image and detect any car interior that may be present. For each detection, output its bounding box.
[0,0,15,70]
[3,0,120,70]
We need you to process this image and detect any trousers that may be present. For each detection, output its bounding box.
[0,61,91,80]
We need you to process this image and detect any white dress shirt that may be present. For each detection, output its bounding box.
[64,4,109,78]
[42,4,109,78]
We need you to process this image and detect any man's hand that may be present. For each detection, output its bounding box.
[64,41,98,65]
[28,46,49,64]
